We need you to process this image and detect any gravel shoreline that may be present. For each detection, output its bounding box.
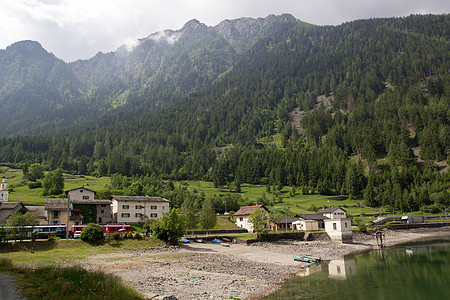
[84,227,449,300]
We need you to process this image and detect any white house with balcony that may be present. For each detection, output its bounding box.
[111,195,170,224]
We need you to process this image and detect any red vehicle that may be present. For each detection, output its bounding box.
[71,224,131,236]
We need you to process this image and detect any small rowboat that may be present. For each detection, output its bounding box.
[294,256,322,263]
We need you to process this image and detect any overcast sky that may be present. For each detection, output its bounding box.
[0,0,448,62]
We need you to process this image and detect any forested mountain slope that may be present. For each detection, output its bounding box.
[0,14,297,136]
[0,14,448,212]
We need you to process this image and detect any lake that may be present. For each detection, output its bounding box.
[263,241,449,299]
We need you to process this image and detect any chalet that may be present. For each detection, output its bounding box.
[270,216,300,231]
[234,205,269,232]
[111,195,170,224]
[24,205,46,225]
[317,207,346,219]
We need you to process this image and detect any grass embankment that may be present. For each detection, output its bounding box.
[0,257,144,300]
[0,238,164,266]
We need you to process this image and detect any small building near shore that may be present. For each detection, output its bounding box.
[295,213,329,229]
[292,219,319,231]
[324,218,353,243]
[271,216,300,231]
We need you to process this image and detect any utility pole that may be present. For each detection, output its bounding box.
[423,205,426,222]
[284,202,287,231]
[66,195,70,240]
[360,203,363,224]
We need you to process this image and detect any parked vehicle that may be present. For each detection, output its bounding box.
[73,231,82,239]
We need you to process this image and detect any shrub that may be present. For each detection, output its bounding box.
[27,181,42,189]
[133,232,142,239]
[113,232,122,240]
[80,223,104,243]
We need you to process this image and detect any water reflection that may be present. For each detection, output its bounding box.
[328,257,356,280]
[264,241,450,300]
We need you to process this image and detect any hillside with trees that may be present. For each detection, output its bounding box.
[0,14,448,214]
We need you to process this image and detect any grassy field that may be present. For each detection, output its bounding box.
[0,166,110,205]
[184,180,381,216]
[0,238,164,266]
[0,257,145,300]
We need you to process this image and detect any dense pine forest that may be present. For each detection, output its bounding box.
[0,14,448,213]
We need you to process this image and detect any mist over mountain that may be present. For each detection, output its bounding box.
[0,14,299,136]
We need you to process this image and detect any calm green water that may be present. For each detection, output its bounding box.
[264,241,449,300]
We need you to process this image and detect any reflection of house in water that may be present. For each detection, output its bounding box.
[328,257,357,280]
[297,263,323,277]
[405,245,429,256]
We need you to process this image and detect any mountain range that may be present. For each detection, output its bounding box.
[0,14,300,136]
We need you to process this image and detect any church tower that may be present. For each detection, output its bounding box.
[0,178,8,202]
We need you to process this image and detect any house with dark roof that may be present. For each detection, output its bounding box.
[67,187,112,225]
[316,207,347,219]
[270,216,300,231]
[111,195,170,224]
[233,205,269,232]
[0,202,27,224]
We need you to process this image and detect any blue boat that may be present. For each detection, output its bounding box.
[294,256,322,263]
[212,239,221,244]
[180,238,190,243]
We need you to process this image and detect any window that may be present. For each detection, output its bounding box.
[344,222,348,228]
[135,205,143,209]
[101,204,106,207]
[333,223,337,230]
[82,196,90,200]
[150,213,157,218]
[239,217,243,222]
[101,210,104,214]
[150,205,157,210]
[122,205,129,209]
[52,210,61,218]
[50,220,60,225]
[135,213,142,218]
[121,213,130,218]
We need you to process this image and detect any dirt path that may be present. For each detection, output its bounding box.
[83,227,449,300]
[0,273,22,300]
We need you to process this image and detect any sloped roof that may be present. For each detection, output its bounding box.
[65,187,96,194]
[295,213,329,221]
[24,205,46,219]
[0,202,27,224]
[274,216,300,224]
[111,195,170,202]
[316,207,346,214]
[71,199,112,205]
[45,199,71,210]
[234,205,267,216]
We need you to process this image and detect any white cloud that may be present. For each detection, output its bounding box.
[0,0,448,62]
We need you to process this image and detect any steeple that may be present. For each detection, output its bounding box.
[0,178,8,202]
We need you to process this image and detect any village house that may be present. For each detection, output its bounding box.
[270,216,300,231]
[295,213,329,229]
[44,198,80,230]
[0,202,27,224]
[234,205,269,232]
[111,195,170,224]
[317,207,347,219]
[67,187,112,224]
